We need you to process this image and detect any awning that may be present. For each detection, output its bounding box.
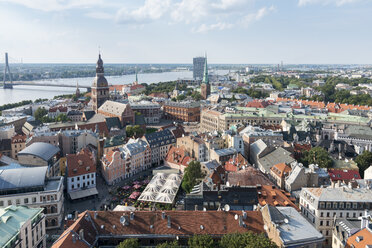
[69,188,99,200]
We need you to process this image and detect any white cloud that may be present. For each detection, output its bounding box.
[0,0,105,12]
[170,0,209,24]
[85,11,112,20]
[116,0,171,24]
[298,0,361,6]
[241,5,275,26]
[193,22,233,33]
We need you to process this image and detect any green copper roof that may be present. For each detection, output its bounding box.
[202,55,209,84]
[0,206,43,247]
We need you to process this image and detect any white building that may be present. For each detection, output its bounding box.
[66,148,98,200]
[0,205,46,248]
[0,166,64,229]
[0,125,15,140]
[300,183,372,246]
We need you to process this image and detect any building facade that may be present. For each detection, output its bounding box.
[11,134,26,159]
[130,101,161,124]
[18,142,61,177]
[66,148,97,200]
[300,185,372,246]
[0,206,46,248]
[193,56,206,80]
[143,130,176,165]
[163,101,200,122]
[0,167,64,230]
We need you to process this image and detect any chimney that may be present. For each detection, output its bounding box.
[238,215,244,227]
[167,215,171,228]
[130,211,135,220]
[359,210,370,229]
[72,234,77,244]
[348,181,353,189]
[74,211,79,221]
[79,229,84,240]
[194,205,198,211]
[242,211,247,220]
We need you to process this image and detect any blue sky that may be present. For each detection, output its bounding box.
[0,0,371,64]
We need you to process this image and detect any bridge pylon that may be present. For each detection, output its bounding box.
[3,53,13,89]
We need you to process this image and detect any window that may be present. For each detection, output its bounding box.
[353,213,356,218]
[340,212,343,218]
[24,198,29,204]
[71,178,74,182]
[16,199,20,205]
[327,212,330,217]
[320,221,323,226]
[32,197,36,203]
[0,201,3,207]
[320,212,324,217]
[347,213,350,218]
[8,200,12,205]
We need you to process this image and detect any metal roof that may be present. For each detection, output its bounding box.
[18,142,60,161]
[0,166,47,191]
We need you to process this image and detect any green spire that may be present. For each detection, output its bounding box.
[135,69,138,83]
[202,54,209,84]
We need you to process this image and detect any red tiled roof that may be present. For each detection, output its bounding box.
[346,228,372,248]
[328,169,361,182]
[257,185,298,210]
[227,166,273,186]
[67,149,96,177]
[52,210,265,248]
[270,163,291,178]
[49,106,68,113]
[165,145,192,167]
[109,85,124,91]
[130,84,145,90]
[149,92,168,98]
[246,100,270,108]
[224,153,250,172]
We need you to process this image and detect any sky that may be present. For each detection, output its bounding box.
[0,0,372,64]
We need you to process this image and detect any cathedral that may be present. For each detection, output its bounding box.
[91,54,109,112]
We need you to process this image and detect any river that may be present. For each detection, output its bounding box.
[0,70,229,105]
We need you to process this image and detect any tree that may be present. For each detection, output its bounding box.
[188,234,215,248]
[126,125,145,138]
[355,151,372,178]
[176,94,186,101]
[302,147,333,168]
[117,238,139,248]
[156,240,180,248]
[181,161,202,193]
[56,114,70,122]
[34,107,48,121]
[191,91,202,101]
[219,232,277,248]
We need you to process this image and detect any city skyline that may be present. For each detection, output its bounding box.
[1,0,372,64]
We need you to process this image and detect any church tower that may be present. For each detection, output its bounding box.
[200,55,210,100]
[92,54,109,112]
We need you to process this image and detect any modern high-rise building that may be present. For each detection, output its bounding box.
[193,56,206,80]
[92,54,109,113]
